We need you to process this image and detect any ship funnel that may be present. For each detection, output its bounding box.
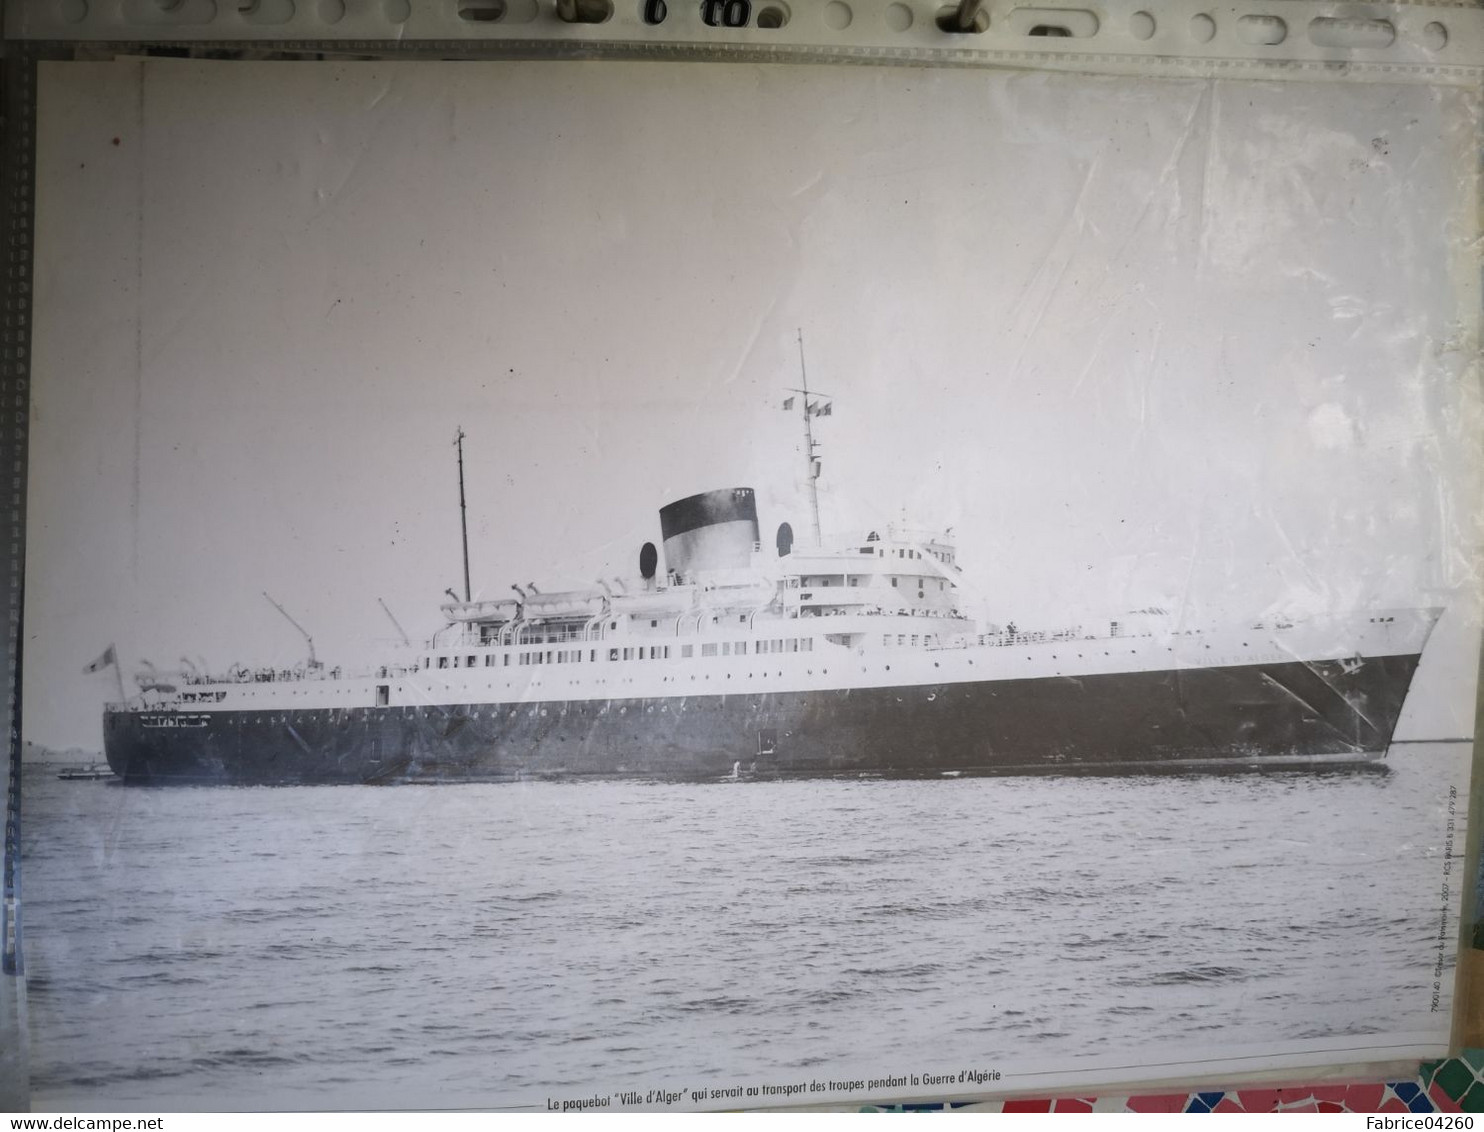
[659,487,759,581]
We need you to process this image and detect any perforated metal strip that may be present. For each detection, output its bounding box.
[8,0,1484,81]
[1,49,37,984]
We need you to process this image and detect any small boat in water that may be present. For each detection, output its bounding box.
[57,763,115,781]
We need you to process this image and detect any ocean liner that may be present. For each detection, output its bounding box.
[100,365,1439,786]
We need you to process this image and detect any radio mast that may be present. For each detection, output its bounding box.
[455,427,472,603]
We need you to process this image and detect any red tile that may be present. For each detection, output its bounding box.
[1308,1087,1348,1101]
[1344,1085,1387,1110]
[1234,1089,1284,1111]
[1381,1098,1411,1112]
[1053,1100,1093,1112]
[1214,1099,1246,1112]
[1126,1095,1191,1113]
[1429,1084,1463,1113]
[1003,1099,1054,1113]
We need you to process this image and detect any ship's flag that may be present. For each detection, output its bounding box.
[781,396,795,410]
[807,400,833,417]
[82,644,116,675]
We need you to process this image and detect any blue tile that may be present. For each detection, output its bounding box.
[1197,1092,1225,1107]
[1394,1083,1421,1102]
[1408,1094,1438,1113]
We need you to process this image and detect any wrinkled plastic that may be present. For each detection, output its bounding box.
[14,36,1484,1114]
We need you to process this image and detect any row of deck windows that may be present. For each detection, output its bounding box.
[896,547,955,565]
[422,638,815,669]
[854,546,952,565]
[802,574,947,592]
[607,645,671,662]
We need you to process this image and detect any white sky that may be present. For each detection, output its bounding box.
[26,58,1481,751]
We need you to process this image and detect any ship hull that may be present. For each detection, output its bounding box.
[104,653,1422,785]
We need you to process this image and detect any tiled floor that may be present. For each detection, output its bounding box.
[860,1055,1484,1112]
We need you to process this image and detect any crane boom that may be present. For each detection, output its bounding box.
[262,591,321,668]
[377,597,411,647]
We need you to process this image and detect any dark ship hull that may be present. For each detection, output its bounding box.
[103,652,1422,786]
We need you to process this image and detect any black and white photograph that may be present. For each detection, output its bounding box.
[18,55,1481,1110]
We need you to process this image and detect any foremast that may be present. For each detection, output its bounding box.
[789,331,833,549]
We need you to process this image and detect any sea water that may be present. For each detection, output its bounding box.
[16,746,1466,1111]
